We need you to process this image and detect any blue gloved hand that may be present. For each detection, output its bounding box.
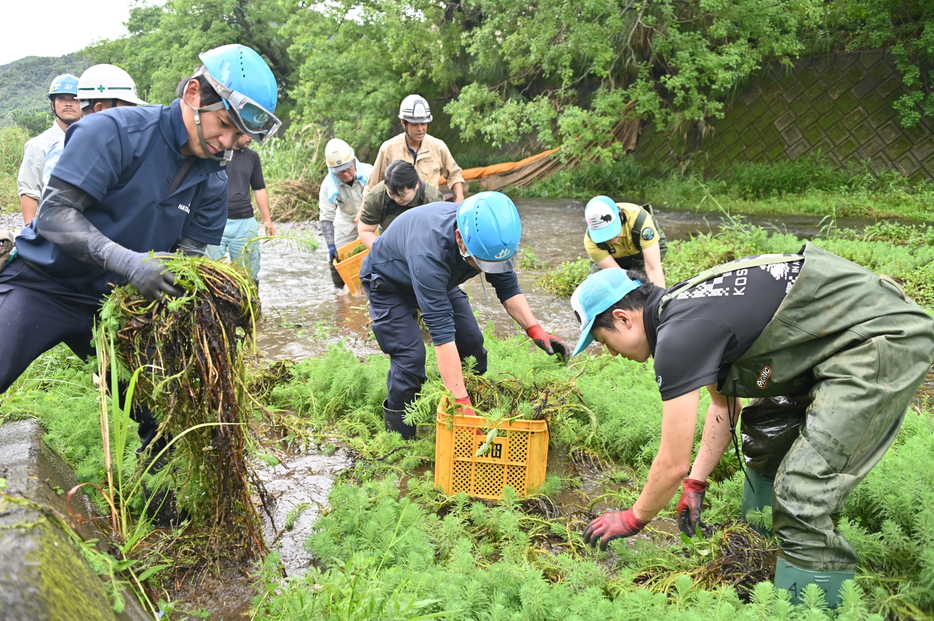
[104,247,181,303]
[328,244,339,263]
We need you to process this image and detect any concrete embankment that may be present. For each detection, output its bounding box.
[0,419,150,621]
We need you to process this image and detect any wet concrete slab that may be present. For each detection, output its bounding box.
[0,419,150,621]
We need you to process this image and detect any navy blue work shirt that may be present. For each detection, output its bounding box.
[16,100,228,299]
[361,202,523,346]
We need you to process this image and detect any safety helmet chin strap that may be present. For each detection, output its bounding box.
[184,88,233,164]
[50,101,79,126]
[402,121,424,145]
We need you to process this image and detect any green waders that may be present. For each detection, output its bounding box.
[665,243,934,605]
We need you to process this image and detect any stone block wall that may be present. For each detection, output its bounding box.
[635,50,934,181]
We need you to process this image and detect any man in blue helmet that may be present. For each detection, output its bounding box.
[360,191,569,438]
[16,74,81,225]
[0,44,281,458]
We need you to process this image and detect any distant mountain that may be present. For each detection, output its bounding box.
[0,54,92,126]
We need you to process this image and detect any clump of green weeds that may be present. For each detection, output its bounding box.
[517,246,546,270]
[250,476,882,620]
[536,257,590,297]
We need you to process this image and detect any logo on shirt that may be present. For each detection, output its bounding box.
[656,375,663,388]
[641,227,655,241]
[177,203,191,214]
[756,366,772,389]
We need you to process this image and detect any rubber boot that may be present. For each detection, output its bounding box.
[774,557,855,608]
[383,399,416,440]
[742,468,774,536]
[329,262,346,289]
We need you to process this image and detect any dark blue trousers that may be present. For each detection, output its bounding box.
[364,275,487,410]
[0,259,162,450]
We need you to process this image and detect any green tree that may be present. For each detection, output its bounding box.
[831,0,934,128]
[284,0,464,158]
[446,0,810,159]
[85,0,298,113]
[10,109,53,138]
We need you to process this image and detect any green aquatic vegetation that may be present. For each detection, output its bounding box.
[518,246,547,271]
[0,345,139,505]
[251,477,881,620]
[95,256,265,558]
[345,243,368,259]
[536,257,590,297]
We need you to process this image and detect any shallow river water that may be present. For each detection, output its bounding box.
[254,198,898,360]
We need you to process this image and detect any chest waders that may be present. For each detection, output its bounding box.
[660,242,934,606]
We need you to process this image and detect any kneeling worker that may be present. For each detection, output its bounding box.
[357,159,442,248]
[570,245,934,606]
[361,191,569,437]
[584,195,666,287]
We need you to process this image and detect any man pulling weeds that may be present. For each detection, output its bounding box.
[361,191,568,438]
[0,44,280,460]
[570,245,934,607]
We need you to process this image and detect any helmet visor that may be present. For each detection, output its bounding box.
[197,68,281,143]
[472,254,518,274]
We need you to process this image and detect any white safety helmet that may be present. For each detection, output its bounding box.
[325,138,356,172]
[399,94,432,123]
[77,64,149,108]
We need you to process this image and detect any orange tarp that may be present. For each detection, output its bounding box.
[461,148,560,180]
[439,148,560,185]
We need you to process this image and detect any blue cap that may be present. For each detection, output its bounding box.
[585,196,622,244]
[570,269,642,356]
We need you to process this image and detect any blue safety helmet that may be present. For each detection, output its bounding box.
[48,74,79,100]
[456,192,522,273]
[197,44,281,143]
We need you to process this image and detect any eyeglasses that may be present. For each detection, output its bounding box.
[194,66,281,143]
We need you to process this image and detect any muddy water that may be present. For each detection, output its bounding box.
[256,447,353,576]
[255,199,897,360]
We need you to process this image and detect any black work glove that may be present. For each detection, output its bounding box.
[328,244,339,263]
[104,247,181,303]
[583,508,649,551]
[526,324,569,361]
[676,478,708,537]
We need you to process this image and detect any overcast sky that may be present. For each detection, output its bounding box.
[1,0,138,66]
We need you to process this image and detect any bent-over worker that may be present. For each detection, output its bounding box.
[570,246,934,607]
[361,191,569,437]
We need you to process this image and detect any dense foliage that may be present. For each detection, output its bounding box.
[0,125,27,211]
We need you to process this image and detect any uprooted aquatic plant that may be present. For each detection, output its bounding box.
[95,256,268,560]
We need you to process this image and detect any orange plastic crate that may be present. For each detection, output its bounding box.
[334,240,369,295]
[434,400,549,500]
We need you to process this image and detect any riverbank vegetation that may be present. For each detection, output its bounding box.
[530,219,934,305]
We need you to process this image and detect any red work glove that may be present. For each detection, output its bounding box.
[676,478,708,537]
[583,509,649,551]
[455,396,475,417]
[526,325,569,361]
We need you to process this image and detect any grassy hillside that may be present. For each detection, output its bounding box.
[0,53,91,126]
